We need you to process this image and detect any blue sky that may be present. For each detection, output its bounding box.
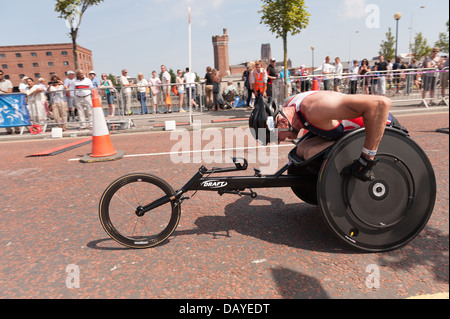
[1,0,448,78]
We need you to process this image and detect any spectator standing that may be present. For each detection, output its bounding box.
[243,62,255,108]
[149,71,162,114]
[47,75,68,131]
[211,69,222,111]
[160,65,172,113]
[422,47,441,105]
[359,59,371,95]
[204,67,214,109]
[89,71,100,88]
[267,58,278,97]
[392,57,402,93]
[100,73,116,117]
[250,60,267,99]
[73,70,93,130]
[439,56,449,103]
[333,57,343,92]
[25,78,46,124]
[137,72,149,114]
[64,71,77,122]
[349,60,359,94]
[297,65,310,92]
[321,56,335,90]
[0,69,17,134]
[184,67,198,111]
[19,76,29,93]
[119,69,133,115]
[375,55,389,95]
[176,70,186,112]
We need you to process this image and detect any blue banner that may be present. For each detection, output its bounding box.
[0,94,31,128]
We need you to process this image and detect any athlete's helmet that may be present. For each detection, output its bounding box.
[249,96,297,145]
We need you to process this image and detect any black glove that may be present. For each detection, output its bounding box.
[342,155,379,182]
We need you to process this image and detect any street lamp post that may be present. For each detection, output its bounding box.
[394,12,402,58]
[311,45,315,75]
[409,5,426,63]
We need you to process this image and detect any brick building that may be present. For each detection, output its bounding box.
[0,43,93,87]
[212,28,230,77]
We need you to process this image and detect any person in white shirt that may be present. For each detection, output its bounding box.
[74,70,93,129]
[0,70,17,134]
[25,78,46,124]
[321,56,335,91]
[64,70,77,122]
[333,57,343,92]
[137,72,149,114]
[48,75,68,131]
[349,60,360,94]
[148,71,162,114]
[120,69,133,115]
[183,67,198,111]
[161,65,172,113]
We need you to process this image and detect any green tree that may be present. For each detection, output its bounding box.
[54,0,104,71]
[259,0,310,95]
[435,20,449,53]
[412,32,431,61]
[379,27,395,61]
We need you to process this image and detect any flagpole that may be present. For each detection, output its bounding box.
[188,7,192,124]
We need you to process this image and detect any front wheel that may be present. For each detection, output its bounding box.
[99,173,180,249]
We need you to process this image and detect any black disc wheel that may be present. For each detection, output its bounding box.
[99,173,180,249]
[317,128,436,252]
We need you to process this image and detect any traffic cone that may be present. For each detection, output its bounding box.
[80,90,125,163]
[312,79,319,91]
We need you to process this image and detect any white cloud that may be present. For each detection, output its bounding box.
[341,0,368,19]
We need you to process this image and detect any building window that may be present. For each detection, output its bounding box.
[0,54,6,58]
[19,74,25,79]
[46,52,52,56]
[31,52,37,57]
[35,73,41,78]
[4,75,10,79]
[33,63,39,67]
[17,63,23,68]
[48,62,54,67]
[16,53,22,57]
[1,64,7,69]
[62,51,68,55]
[63,61,69,66]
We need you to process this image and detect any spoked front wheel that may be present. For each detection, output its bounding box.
[99,173,180,249]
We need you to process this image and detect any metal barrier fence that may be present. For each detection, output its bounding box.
[272,68,449,108]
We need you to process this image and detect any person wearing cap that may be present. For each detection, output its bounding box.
[64,71,77,122]
[267,59,277,98]
[119,69,133,115]
[89,70,100,88]
[19,76,30,93]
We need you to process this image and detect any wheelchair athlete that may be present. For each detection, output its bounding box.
[249,91,400,182]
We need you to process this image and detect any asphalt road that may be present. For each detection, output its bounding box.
[0,111,448,300]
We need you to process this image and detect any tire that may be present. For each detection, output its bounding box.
[317,128,436,252]
[99,173,180,249]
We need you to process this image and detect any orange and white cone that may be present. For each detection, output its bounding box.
[90,89,117,157]
[80,90,125,163]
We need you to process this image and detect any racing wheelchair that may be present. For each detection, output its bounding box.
[99,99,436,252]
